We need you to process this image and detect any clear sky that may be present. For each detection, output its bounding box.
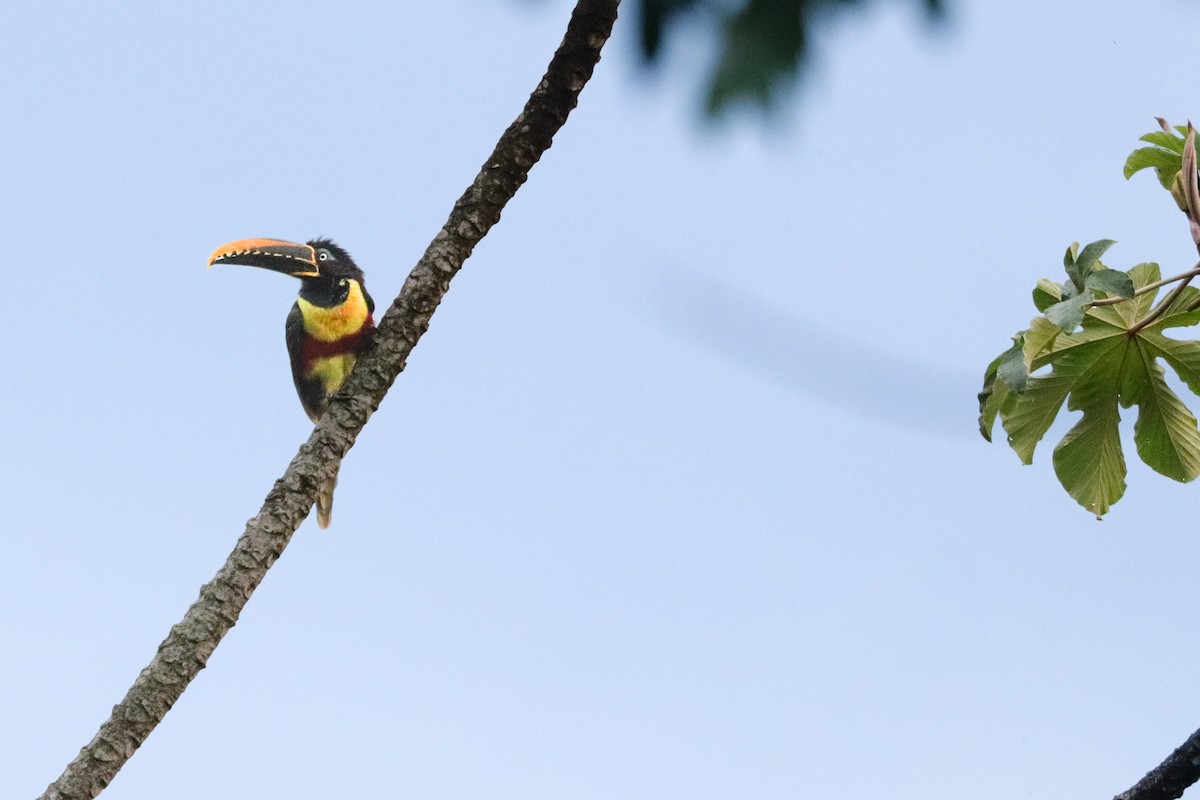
[5,1,1200,798]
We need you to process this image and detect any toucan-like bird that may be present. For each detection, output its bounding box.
[208,237,377,528]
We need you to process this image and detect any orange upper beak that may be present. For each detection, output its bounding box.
[207,238,321,277]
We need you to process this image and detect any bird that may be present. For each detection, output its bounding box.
[208,237,377,528]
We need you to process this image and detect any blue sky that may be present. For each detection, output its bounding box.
[6,1,1200,797]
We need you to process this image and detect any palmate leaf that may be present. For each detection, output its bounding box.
[982,261,1200,516]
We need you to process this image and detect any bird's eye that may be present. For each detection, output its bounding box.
[317,249,332,261]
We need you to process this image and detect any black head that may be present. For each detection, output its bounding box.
[297,238,369,309]
[305,238,365,283]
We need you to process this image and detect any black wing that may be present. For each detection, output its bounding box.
[285,302,327,422]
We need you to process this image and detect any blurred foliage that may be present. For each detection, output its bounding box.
[635,0,945,115]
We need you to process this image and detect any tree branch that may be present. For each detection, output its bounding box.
[1114,726,1200,800]
[38,2,620,797]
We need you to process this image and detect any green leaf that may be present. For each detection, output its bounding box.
[1086,262,1160,330]
[1139,130,1188,154]
[1153,281,1200,324]
[990,260,1200,516]
[1051,341,1128,517]
[978,371,1016,442]
[1022,316,1062,369]
[1063,242,1085,291]
[1003,329,1123,465]
[996,341,1028,392]
[1044,291,1093,332]
[1084,268,1135,298]
[1065,242,1118,298]
[1075,239,1117,274]
[978,339,1024,440]
[1123,342,1200,482]
[1125,124,1188,191]
[1033,278,1062,312]
[1124,146,1183,186]
[1145,331,1200,392]
[1062,239,1117,293]
[1063,242,1080,266]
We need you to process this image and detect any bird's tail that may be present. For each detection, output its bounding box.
[316,472,338,529]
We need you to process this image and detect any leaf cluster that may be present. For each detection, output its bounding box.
[980,257,1200,517]
[980,121,1200,517]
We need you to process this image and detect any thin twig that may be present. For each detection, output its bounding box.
[38,2,620,798]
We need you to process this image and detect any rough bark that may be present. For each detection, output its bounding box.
[1115,727,1200,800]
[38,2,620,797]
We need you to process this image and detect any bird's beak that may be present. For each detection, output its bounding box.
[207,238,321,277]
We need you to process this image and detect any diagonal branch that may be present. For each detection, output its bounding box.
[1114,726,1200,800]
[38,2,620,798]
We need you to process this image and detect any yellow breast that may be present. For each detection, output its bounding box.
[308,353,359,396]
[297,280,370,342]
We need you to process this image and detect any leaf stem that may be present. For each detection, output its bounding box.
[1128,260,1200,334]
[1089,267,1200,306]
